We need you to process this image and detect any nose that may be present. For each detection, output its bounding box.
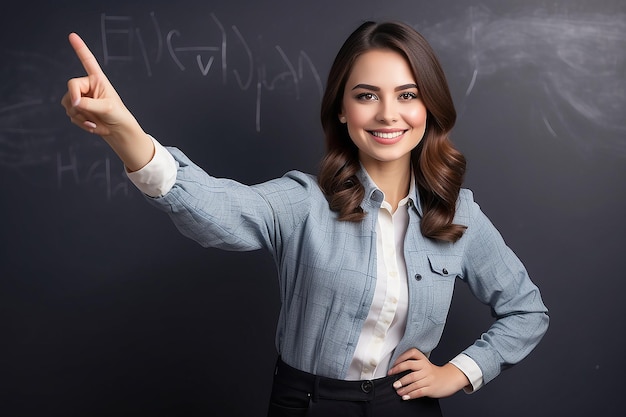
[377,99,398,124]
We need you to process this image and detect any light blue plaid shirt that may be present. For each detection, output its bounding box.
[143,146,549,385]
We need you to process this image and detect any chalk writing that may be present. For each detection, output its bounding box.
[100,12,324,132]
[0,48,131,199]
[56,147,130,200]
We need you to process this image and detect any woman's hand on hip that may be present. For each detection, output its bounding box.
[388,348,470,400]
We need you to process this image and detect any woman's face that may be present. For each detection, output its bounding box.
[339,49,427,172]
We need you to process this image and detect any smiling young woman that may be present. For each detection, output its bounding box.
[62,19,548,417]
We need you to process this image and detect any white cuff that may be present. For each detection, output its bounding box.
[125,136,177,197]
[449,353,484,393]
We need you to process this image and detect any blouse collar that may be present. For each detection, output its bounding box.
[356,165,423,217]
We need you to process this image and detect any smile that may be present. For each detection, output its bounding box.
[370,130,406,139]
[368,129,407,144]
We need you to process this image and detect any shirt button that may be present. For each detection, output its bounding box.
[361,380,374,393]
[414,274,422,281]
[442,268,448,275]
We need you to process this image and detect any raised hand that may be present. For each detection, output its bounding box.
[388,348,470,399]
[61,33,154,172]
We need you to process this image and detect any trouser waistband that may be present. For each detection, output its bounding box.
[274,357,406,402]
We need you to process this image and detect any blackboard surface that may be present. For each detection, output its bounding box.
[1,1,624,416]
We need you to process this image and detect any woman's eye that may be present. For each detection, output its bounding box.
[399,92,418,100]
[356,93,377,101]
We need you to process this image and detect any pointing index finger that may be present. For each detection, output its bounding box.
[68,32,104,76]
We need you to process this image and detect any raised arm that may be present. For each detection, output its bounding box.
[61,33,154,172]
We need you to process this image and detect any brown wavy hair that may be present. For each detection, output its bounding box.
[318,21,467,242]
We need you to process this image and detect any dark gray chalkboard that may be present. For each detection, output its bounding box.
[1,1,624,416]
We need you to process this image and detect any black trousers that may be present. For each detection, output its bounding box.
[268,358,443,417]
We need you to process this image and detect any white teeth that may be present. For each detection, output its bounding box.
[371,130,404,139]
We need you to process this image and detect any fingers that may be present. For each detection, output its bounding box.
[66,76,92,107]
[387,348,433,400]
[396,381,429,400]
[65,33,108,107]
[393,347,426,366]
[388,347,426,376]
[392,365,440,401]
[390,359,427,394]
[68,32,104,77]
[61,91,98,133]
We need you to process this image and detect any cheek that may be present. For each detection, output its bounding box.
[346,105,380,130]
[346,111,370,127]
[404,106,428,126]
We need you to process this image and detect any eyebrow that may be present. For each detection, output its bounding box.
[351,83,418,91]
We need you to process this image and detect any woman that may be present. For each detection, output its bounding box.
[62,20,548,417]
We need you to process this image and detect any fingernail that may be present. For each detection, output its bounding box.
[393,381,402,389]
[84,121,97,129]
[72,97,81,107]
[402,395,410,401]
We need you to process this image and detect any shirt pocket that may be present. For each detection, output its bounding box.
[426,254,462,324]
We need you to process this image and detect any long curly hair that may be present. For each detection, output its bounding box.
[318,21,467,242]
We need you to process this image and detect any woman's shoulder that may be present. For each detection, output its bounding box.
[457,187,477,209]
[454,188,481,227]
[455,188,502,240]
[458,188,476,205]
